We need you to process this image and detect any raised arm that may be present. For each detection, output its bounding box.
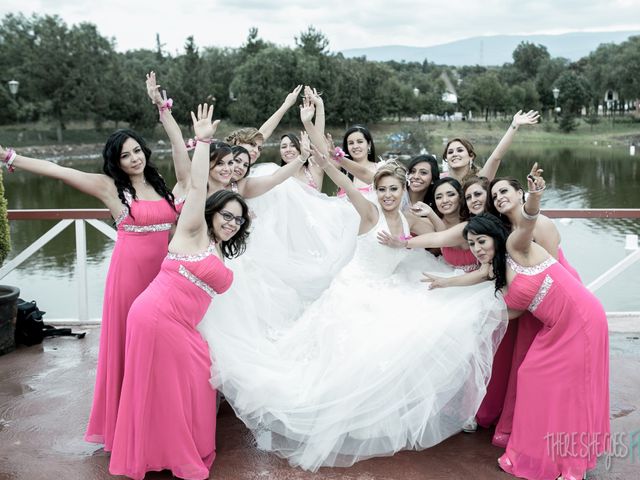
[146,72,190,198]
[312,144,378,231]
[478,110,539,180]
[240,158,301,198]
[507,163,545,255]
[377,221,467,249]
[409,201,446,231]
[422,264,491,289]
[326,132,376,184]
[259,85,303,141]
[0,145,116,210]
[172,104,219,242]
[305,86,325,133]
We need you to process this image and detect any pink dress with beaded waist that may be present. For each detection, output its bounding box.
[498,255,609,480]
[85,193,181,451]
[109,243,233,480]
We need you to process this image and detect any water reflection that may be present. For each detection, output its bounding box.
[2,145,639,317]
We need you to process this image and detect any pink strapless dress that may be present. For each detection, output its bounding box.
[85,194,180,451]
[493,248,581,445]
[109,244,232,480]
[440,246,480,272]
[497,255,609,480]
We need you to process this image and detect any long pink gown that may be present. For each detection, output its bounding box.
[498,255,609,480]
[441,246,518,428]
[493,248,581,445]
[85,194,180,451]
[109,243,232,480]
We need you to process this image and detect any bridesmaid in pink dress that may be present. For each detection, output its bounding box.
[488,176,581,447]
[110,104,251,479]
[0,73,189,451]
[463,166,609,480]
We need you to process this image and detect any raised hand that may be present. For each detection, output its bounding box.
[512,110,540,127]
[410,201,433,218]
[299,131,311,162]
[190,103,219,141]
[284,85,304,108]
[526,162,545,194]
[305,86,323,108]
[145,71,164,105]
[376,230,407,248]
[299,97,315,124]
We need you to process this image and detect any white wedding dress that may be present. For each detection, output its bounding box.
[199,196,508,472]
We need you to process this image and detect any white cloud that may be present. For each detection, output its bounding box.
[1,0,639,53]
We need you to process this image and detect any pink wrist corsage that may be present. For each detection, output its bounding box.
[333,147,346,162]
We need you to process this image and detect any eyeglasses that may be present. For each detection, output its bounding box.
[218,210,246,226]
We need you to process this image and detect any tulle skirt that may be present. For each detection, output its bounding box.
[200,247,508,471]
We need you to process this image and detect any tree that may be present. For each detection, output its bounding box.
[295,26,330,56]
[512,42,550,79]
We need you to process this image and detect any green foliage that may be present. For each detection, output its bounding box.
[295,26,330,56]
[0,169,10,265]
[512,42,550,79]
[558,112,578,133]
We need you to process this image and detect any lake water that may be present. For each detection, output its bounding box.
[2,142,640,319]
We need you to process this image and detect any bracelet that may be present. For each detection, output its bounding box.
[521,204,539,220]
[333,147,346,162]
[195,137,213,144]
[527,185,546,194]
[510,123,517,130]
[157,98,173,118]
[3,148,16,173]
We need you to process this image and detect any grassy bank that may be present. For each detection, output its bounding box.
[1,116,638,156]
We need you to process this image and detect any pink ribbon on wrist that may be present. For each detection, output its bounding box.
[333,147,346,162]
[157,98,173,119]
[3,148,16,172]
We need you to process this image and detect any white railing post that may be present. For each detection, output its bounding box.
[75,219,89,322]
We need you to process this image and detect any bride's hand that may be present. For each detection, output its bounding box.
[410,201,433,217]
[377,230,408,249]
[421,273,450,289]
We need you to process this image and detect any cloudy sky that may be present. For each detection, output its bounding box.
[1,0,639,53]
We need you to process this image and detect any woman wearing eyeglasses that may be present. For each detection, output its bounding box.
[109,105,252,480]
[197,118,506,471]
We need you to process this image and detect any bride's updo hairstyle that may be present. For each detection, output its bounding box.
[373,161,407,189]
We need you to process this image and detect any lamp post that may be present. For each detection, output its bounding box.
[7,80,19,96]
[552,87,560,123]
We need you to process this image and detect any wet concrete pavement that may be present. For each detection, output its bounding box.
[1,327,639,480]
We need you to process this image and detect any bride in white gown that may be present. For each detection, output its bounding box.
[199,156,508,471]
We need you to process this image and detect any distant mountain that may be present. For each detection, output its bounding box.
[340,31,640,66]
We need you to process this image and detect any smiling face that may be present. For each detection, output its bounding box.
[444,140,474,171]
[434,182,460,216]
[209,153,234,185]
[346,131,370,161]
[238,139,264,165]
[407,161,433,194]
[212,199,243,242]
[467,232,496,264]
[465,182,488,216]
[119,137,146,177]
[376,174,404,212]
[279,136,300,164]
[491,180,523,215]
[231,152,250,181]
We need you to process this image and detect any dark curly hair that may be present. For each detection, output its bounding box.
[102,129,175,219]
[463,213,510,294]
[406,154,440,209]
[204,190,251,259]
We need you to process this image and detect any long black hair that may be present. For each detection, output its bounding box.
[279,133,309,167]
[406,154,440,209]
[204,190,251,259]
[463,213,510,294]
[231,145,251,178]
[102,129,175,219]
